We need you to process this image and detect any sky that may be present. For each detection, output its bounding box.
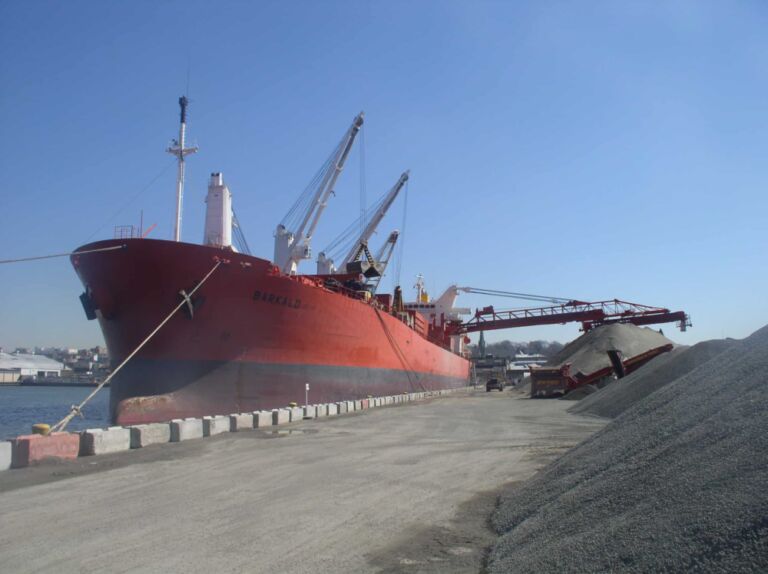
[1,1,766,350]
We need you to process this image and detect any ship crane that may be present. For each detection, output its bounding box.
[317,171,409,275]
[339,170,408,273]
[275,112,364,275]
[366,230,400,293]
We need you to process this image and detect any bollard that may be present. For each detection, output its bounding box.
[31,423,50,436]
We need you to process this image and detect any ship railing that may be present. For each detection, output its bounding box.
[114,225,140,239]
[322,278,372,302]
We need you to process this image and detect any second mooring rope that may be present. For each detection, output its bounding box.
[50,259,223,433]
[0,244,126,265]
[373,307,426,392]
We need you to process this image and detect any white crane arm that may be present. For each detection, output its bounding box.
[367,230,400,294]
[340,170,408,268]
[291,112,363,253]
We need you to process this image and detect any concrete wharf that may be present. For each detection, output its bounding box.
[0,390,605,573]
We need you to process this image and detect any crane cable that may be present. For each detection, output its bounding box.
[359,123,366,238]
[393,178,409,287]
[373,307,426,392]
[83,158,177,243]
[280,135,346,233]
[460,287,575,305]
[232,210,252,255]
[322,203,374,260]
[50,259,223,433]
[322,188,391,260]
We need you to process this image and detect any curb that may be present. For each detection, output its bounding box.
[1,386,473,471]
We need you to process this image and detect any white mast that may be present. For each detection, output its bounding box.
[167,96,199,242]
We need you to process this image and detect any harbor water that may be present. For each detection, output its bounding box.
[0,386,109,440]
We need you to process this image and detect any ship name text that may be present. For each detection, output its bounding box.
[253,290,301,309]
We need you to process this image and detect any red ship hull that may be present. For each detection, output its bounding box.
[72,239,470,425]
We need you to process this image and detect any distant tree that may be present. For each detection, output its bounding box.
[528,340,547,355]
[468,339,564,359]
[545,341,564,356]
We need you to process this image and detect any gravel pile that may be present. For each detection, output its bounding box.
[488,324,768,573]
[570,338,737,418]
[559,383,598,401]
[548,323,673,377]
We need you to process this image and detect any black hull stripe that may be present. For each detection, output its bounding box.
[112,359,469,422]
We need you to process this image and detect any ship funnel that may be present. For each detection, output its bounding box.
[204,172,233,249]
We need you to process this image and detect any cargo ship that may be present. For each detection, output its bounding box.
[71,99,471,425]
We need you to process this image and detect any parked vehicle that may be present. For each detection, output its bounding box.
[486,378,504,392]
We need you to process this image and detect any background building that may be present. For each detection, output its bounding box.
[0,351,64,383]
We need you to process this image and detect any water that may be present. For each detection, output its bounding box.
[0,386,110,440]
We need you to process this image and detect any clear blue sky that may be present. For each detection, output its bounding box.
[1,1,766,349]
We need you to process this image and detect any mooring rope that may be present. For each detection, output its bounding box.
[0,244,126,265]
[373,307,427,392]
[50,259,223,433]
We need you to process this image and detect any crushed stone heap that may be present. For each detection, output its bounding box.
[570,338,737,419]
[548,323,674,377]
[488,324,768,574]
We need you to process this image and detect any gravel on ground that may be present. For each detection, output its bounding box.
[548,323,674,377]
[488,324,768,574]
[569,338,737,419]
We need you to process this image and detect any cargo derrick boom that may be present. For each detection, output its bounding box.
[317,171,409,276]
[452,299,691,336]
[339,171,408,270]
[275,112,365,275]
[366,231,399,294]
